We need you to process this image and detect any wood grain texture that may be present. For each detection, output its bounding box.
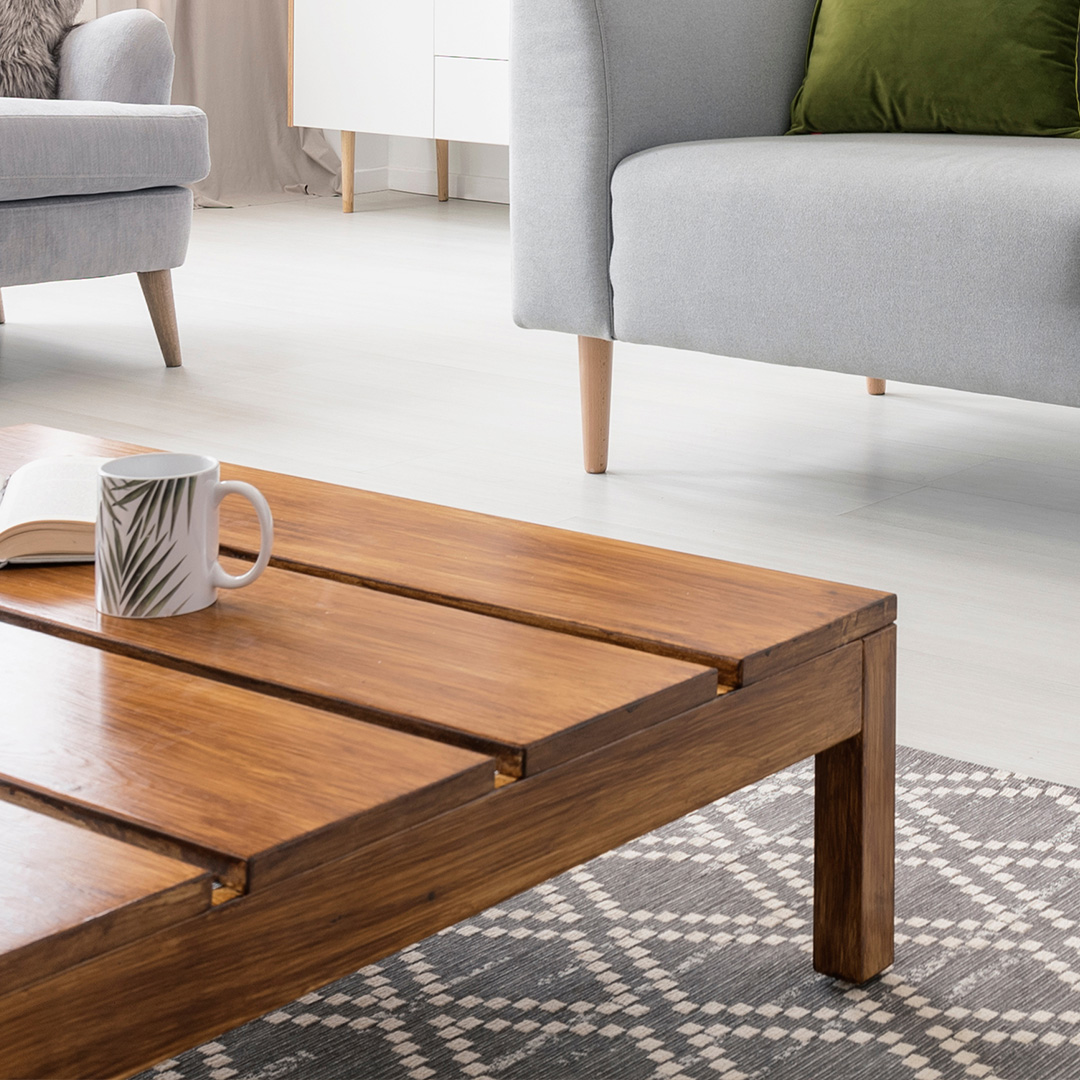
[0,561,716,778]
[341,130,355,213]
[436,137,449,201]
[579,335,612,474]
[813,623,896,982]
[0,622,493,891]
[0,427,896,687]
[0,643,863,1080]
[137,271,182,368]
[0,801,210,997]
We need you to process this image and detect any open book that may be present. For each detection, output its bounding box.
[0,456,112,567]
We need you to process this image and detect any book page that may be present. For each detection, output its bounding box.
[0,457,112,535]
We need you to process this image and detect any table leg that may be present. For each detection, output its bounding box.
[813,624,895,983]
[436,139,449,202]
[341,130,355,214]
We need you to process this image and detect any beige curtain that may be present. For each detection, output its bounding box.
[87,0,340,206]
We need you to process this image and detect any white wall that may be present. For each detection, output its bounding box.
[384,136,508,204]
[327,130,509,205]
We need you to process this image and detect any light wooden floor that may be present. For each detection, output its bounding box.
[2,192,1079,783]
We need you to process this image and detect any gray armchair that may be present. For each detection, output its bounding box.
[0,10,210,367]
[510,0,1080,471]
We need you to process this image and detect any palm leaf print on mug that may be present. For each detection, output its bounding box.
[97,475,196,618]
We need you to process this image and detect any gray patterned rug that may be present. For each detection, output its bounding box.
[137,748,1080,1080]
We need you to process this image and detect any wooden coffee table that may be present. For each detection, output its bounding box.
[0,425,896,1080]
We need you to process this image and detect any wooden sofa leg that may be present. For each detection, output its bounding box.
[578,336,613,474]
[138,270,182,368]
[866,378,886,395]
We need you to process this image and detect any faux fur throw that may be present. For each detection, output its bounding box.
[0,0,83,98]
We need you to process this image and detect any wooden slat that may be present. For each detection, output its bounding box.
[0,425,896,685]
[0,621,494,891]
[0,642,864,1080]
[0,561,717,777]
[0,801,211,996]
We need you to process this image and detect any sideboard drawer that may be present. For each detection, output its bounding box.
[434,57,509,145]
[435,0,509,60]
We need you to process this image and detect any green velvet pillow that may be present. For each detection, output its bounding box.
[788,0,1080,137]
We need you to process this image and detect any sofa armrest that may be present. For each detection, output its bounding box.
[510,0,815,339]
[58,10,175,105]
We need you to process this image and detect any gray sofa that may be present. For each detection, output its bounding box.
[0,10,210,367]
[510,0,1080,471]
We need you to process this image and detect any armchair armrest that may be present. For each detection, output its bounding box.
[58,9,175,105]
[510,0,814,338]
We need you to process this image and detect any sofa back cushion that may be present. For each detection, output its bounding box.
[0,0,83,99]
[788,0,1080,137]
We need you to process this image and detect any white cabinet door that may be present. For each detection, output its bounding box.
[434,57,509,145]
[293,0,434,138]
[434,0,510,60]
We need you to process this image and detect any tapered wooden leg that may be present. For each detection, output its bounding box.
[137,270,182,368]
[436,139,449,202]
[866,378,886,395]
[341,130,355,214]
[578,336,613,474]
[814,624,895,983]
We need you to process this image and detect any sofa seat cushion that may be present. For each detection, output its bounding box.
[0,98,209,202]
[609,132,1080,406]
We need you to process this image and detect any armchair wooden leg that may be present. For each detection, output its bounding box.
[578,336,613,474]
[813,625,896,983]
[866,378,886,395]
[138,270,183,368]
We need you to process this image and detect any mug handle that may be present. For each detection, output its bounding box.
[210,481,274,590]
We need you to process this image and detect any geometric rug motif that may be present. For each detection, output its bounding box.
[136,748,1080,1080]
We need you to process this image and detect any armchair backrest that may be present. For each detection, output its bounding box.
[59,9,174,105]
[511,0,817,341]
[592,0,817,162]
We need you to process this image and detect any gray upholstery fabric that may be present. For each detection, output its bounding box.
[0,98,209,202]
[0,186,192,286]
[0,10,202,306]
[510,0,816,339]
[610,134,1080,406]
[59,9,174,105]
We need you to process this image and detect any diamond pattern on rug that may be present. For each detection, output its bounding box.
[136,748,1080,1080]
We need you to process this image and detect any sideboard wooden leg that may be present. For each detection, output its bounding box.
[341,130,355,213]
[866,378,886,395]
[436,139,449,202]
[138,270,183,369]
[813,623,896,983]
[578,336,613,475]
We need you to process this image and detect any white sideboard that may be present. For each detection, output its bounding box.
[289,0,509,211]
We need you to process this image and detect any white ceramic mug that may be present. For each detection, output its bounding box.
[96,453,273,619]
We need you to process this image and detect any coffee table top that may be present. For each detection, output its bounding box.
[0,621,495,892]
[0,800,211,996]
[0,425,895,687]
[0,425,897,1079]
